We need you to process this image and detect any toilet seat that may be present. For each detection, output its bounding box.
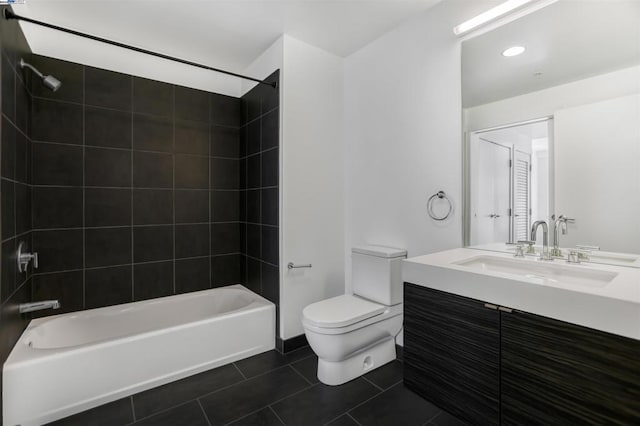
[302,295,402,336]
[303,295,385,328]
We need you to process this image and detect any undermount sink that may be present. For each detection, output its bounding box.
[453,255,618,288]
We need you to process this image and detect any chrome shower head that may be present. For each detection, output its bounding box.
[19,58,62,92]
[42,74,62,92]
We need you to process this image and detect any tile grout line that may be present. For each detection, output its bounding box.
[126,399,196,426]
[220,380,316,426]
[130,75,135,302]
[232,362,247,380]
[208,91,213,289]
[30,221,242,232]
[289,362,314,386]
[268,405,286,425]
[30,253,234,277]
[82,65,86,309]
[347,412,364,425]
[335,380,391,421]
[197,398,212,426]
[172,84,176,295]
[361,375,384,392]
[31,139,240,162]
[196,364,299,403]
[30,183,243,191]
[130,396,137,422]
[423,409,444,425]
[257,96,263,296]
[129,362,303,425]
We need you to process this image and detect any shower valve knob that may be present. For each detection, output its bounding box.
[17,242,38,273]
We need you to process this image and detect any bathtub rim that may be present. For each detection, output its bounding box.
[3,284,276,426]
[4,284,274,367]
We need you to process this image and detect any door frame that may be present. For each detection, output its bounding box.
[463,116,554,247]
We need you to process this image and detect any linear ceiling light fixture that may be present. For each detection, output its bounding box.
[453,0,538,36]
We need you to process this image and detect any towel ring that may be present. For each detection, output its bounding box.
[427,191,453,221]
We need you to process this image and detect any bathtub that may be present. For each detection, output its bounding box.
[3,284,275,426]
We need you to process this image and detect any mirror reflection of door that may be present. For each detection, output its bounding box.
[470,137,511,245]
[513,150,531,242]
[469,119,550,246]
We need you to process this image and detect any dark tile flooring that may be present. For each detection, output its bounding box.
[49,347,465,426]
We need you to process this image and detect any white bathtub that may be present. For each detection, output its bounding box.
[3,284,275,426]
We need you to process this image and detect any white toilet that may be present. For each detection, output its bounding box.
[302,245,406,386]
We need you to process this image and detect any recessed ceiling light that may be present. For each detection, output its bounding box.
[502,46,526,57]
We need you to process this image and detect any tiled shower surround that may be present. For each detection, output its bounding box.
[26,56,280,316]
[0,5,35,422]
[240,74,280,311]
[0,9,279,420]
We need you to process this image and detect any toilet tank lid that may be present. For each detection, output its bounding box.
[352,245,407,258]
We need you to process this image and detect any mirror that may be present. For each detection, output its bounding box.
[462,0,640,267]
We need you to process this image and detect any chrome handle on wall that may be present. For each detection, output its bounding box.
[287,262,312,270]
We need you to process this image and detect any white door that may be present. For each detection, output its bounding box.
[471,138,512,245]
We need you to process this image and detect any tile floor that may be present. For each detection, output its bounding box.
[50,347,465,426]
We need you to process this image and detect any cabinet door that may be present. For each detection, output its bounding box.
[404,283,500,425]
[502,310,640,424]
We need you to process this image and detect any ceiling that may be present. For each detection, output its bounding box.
[482,120,548,143]
[462,0,640,108]
[14,0,441,73]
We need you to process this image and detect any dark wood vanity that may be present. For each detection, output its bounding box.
[403,283,640,425]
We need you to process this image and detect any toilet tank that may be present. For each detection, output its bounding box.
[351,245,407,306]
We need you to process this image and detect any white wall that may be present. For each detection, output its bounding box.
[554,94,640,252]
[344,0,487,292]
[242,35,345,340]
[465,65,640,131]
[279,36,345,339]
[241,37,284,96]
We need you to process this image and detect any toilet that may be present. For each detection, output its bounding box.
[302,245,406,386]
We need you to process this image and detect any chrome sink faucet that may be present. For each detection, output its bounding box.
[551,215,575,257]
[531,220,552,261]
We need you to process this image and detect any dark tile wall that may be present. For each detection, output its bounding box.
[0,28,281,425]
[28,54,254,317]
[0,5,34,423]
[240,71,280,317]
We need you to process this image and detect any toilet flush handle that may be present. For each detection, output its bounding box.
[287,262,312,270]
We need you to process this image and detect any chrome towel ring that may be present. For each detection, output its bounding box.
[427,190,453,221]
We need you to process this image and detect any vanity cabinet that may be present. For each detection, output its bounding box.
[501,310,640,425]
[404,283,640,425]
[404,283,500,425]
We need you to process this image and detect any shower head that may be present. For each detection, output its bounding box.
[42,74,62,92]
[19,58,62,92]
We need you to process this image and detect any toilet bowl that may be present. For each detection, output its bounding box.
[302,245,406,385]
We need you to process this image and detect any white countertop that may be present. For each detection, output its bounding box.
[403,248,640,340]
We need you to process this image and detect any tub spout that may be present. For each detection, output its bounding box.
[19,300,61,314]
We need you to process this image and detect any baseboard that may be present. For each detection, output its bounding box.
[276,334,309,353]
